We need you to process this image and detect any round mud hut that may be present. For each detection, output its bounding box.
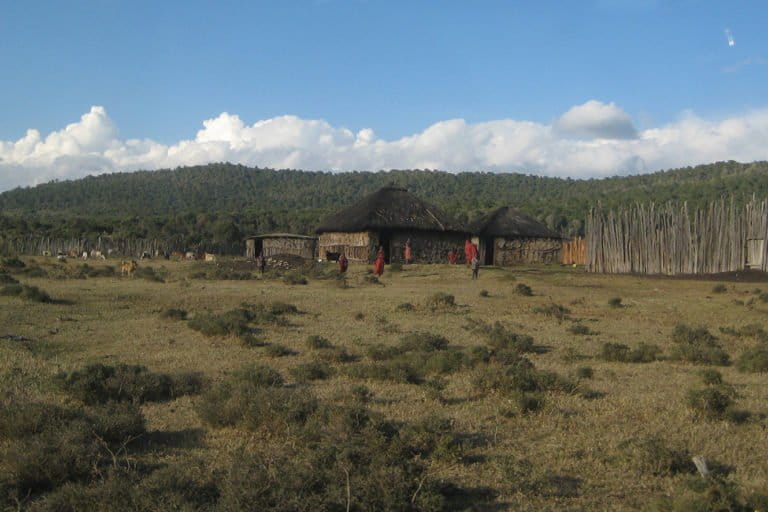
[468,206,563,265]
[316,186,468,263]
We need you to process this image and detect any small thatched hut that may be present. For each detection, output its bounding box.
[468,207,563,265]
[245,234,317,260]
[316,186,468,263]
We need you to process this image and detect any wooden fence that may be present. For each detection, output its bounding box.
[586,197,768,275]
[561,237,586,265]
[0,236,245,258]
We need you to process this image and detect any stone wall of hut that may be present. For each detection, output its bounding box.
[261,238,317,260]
[492,237,562,265]
[318,232,374,262]
[389,231,466,264]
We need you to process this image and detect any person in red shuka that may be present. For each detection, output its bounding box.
[447,249,457,265]
[373,246,385,276]
[464,239,477,266]
[404,239,413,264]
[338,253,348,273]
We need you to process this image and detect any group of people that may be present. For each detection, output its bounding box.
[338,238,481,279]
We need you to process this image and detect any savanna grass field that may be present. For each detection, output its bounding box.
[1,255,767,511]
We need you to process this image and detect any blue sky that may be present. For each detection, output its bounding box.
[1,0,767,190]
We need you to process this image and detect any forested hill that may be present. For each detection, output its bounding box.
[0,160,767,242]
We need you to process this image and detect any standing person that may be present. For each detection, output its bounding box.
[338,253,348,273]
[464,239,477,266]
[256,253,266,275]
[373,246,385,276]
[404,239,413,264]
[447,248,457,265]
[471,254,480,280]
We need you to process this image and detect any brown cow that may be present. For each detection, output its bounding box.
[121,260,138,277]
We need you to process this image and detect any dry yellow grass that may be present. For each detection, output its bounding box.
[1,257,767,510]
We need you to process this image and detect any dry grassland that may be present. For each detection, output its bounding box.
[1,256,767,511]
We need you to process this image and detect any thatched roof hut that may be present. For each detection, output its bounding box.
[468,207,563,265]
[316,186,468,263]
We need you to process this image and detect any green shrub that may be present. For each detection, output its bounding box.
[712,283,728,293]
[719,323,768,342]
[699,369,724,385]
[0,272,19,284]
[306,335,333,350]
[363,275,382,285]
[422,350,467,375]
[400,416,466,461]
[354,312,365,321]
[188,308,252,337]
[2,257,25,268]
[736,345,768,373]
[479,289,490,297]
[346,361,422,384]
[616,436,693,476]
[686,387,735,420]
[533,303,571,321]
[264,343,296,357]
[282,272,308,285]
[57,364,201,404]
[671,325,730,365]
[759,292,768,303]
[425,292,455,310]
[472,357,575,396]
[395,302,415,312]
[290,362,333,382]
[134,266,165,283]
[567,323,596,335]
[575,366,594,379]
[608,297,623,308]
[484,322,535,353]
[316,347,356,363]
[367,343,403,361]
[600,342,661,363]
[515,283,533,296]
[160,308,187,321]
[1,283,53,303]
[399,332,449,352]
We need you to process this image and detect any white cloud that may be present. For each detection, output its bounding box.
[2,101,768,192]
[555,100,638,139]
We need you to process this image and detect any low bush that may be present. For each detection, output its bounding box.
[399,332,449,352]
[600,342,662,363]
[616,436,693,476]
[567,323,596,336]
[282,272,308,285]
[686,386,735,420]
[0,271,19,284]
[471,356,575,396]
[608,297,623,308]
[1,257,25,268]
[395,302,415,312]
[648,474,768,512]
[0,283,53,303]
[699,369,724,385]
[353,312,365,321]
[306,335,333,350]
[515,283,533,296]
[57,363,202,404]
[363,275,382,285]
[134,266,165,283]
[264,343,296,357]
[346,360,422,384]
[425,292,455,310]
[290,362,333,382]
[719,323,768,342]
[670,324,730,365]
[712,283,728,293]
[316,346,356,363]
[479,289,490,297]
[188,308,252,338]
[575,366,594,379]
[735,345,768,373]
[160,308,187,321]
[533,303,571,321]
[485,322,535,353]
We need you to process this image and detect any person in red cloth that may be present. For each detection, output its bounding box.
[464,239,477,266]
[447,249,457,264]
[373,246,385,276]
[404,239,413,264]
[338,253,348,273]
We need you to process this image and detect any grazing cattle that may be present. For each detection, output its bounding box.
[140,251,151,260]
[90,250,106,260]
[170,251,184,261]
[42,250,52,257]
[185,251,195,260]
[82,252,89,260]
[121,260,138,277]
[204,253,217,262]
[56,254,67,262]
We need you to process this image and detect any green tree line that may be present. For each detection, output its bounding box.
[1,160,767,246]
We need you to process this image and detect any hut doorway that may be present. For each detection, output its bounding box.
[481,237,494,265]
[378,230,393,263]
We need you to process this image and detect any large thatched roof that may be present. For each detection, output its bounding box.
[468,207,562,239]
[316,186,467,234]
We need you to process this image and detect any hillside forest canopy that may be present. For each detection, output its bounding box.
[0,160,766,249]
